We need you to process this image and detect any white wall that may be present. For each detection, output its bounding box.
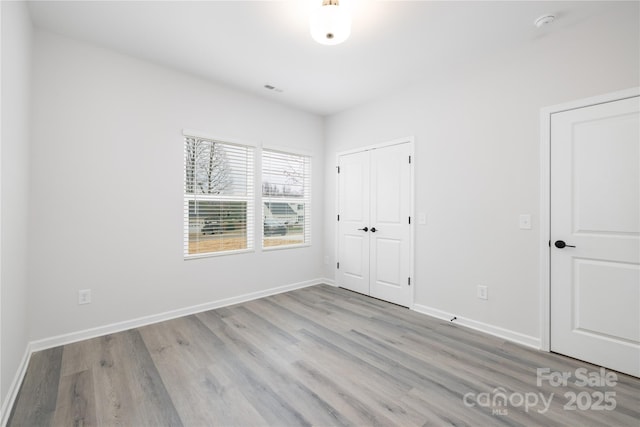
[1,0,32,410]
[29,30,324,341]
[324,4,639,341]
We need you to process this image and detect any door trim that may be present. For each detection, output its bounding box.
[538,87,640,352]
[335,136,415,308]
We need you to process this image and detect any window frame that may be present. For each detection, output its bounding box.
[261,147,312,251]
[183,130,257,259]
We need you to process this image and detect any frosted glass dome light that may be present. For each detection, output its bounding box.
[310,0,351,46]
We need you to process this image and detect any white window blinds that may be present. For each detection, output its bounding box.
[262,149,311,248]
[184,136,254,257]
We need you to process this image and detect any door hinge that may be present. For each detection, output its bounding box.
[408,216,411,224]
[408,277,411,286]
[409,155,412,164]
[337,214,340,221]
[337,262,340,269]
[337,166,340,174]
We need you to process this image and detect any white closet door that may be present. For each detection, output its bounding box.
[337,142,413,308]
[550,95,640,377]
[369,144,412,307]
[337,150,371,295]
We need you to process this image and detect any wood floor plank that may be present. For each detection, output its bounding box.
[258,298,465,426]
[91,330,183,426]
[58,342,95,378]
[139,315,268,426]
[289,359,398,427]
[7,346,63,427]
[195,311,318,426]
[51,370,96,427]
[293,338,429,427]
[8,284,640,426]
[243,296,416,425]
[209,318,353,427]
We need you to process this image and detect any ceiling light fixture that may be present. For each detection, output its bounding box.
[310,0,351,46]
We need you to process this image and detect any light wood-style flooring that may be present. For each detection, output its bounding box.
[8,284,640,426]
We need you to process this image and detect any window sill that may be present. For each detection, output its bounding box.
[262,243,311,252]
[184,248,255,260]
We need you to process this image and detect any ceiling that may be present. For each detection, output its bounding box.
[27,1,623,116]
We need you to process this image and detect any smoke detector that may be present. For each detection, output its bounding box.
[534,14,556,28]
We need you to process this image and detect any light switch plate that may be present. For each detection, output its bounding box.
[519,214,532,230]
[477,285,488,300]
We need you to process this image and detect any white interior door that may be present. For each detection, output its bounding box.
[337,150,370,295]
[337,142,413,308]
[369,144,412,306]
[550,95,640,377]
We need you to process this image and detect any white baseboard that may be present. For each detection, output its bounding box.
[412,304,541,350]
[1,343,33,427]
[321,277,336,287]
[30,278,326,352]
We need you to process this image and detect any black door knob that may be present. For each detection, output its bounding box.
[554,240,576,249]
[370,227,377,233]
[358,227,369,232]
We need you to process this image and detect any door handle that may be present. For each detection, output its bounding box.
[358,227,369,232]
[370,227,377,233]
[554,240,576,249]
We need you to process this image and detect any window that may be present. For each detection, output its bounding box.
[184,135,254,257]
[262,149,311,248]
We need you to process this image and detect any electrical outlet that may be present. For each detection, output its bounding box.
[477,285,488,300]
[78,289,92,305]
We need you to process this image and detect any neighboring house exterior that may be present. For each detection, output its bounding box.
[264,202,304,224]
